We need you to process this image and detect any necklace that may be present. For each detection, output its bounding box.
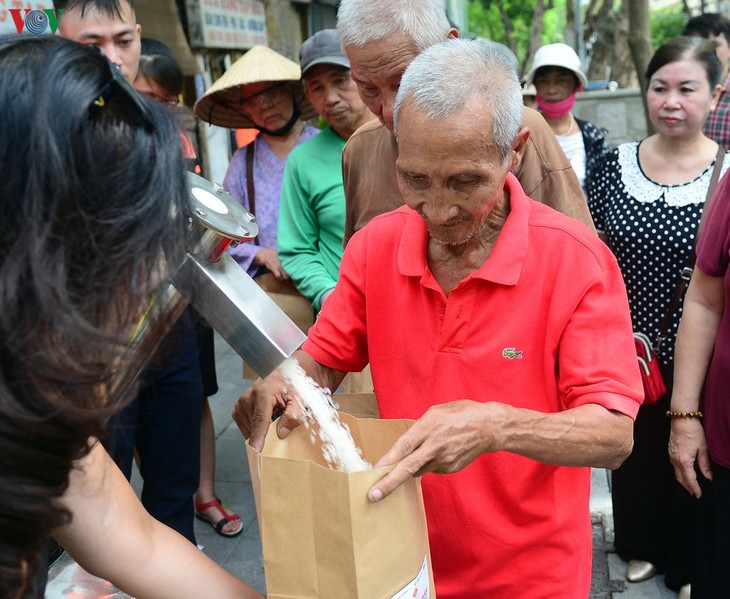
[554,114,575,137]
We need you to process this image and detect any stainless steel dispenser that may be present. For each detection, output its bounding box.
[171,172,306,377]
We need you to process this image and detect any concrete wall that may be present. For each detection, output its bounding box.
[573,88,648,147]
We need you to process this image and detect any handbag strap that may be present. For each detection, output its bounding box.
[246,142,256,215]
[245,142,258,243]
[656,145,724,349]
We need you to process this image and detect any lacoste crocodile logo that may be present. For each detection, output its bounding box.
[502,348,523,359]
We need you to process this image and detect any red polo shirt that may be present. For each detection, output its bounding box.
[304,173,642,598]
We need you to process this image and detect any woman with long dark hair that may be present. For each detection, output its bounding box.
[0,34,262,599]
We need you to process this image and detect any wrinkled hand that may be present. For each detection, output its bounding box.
[231,371,304,452]
[253,247,288,280]
[668,418,712,498]
[368,400,500,502]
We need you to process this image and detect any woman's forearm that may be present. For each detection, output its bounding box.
[54,443,264,599]
[671,270,724,411]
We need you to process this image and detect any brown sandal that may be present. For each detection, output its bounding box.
[194,497,243,537]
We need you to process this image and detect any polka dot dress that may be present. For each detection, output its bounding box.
[587,141,730,366]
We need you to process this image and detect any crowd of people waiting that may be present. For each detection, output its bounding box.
[3,0,730,598]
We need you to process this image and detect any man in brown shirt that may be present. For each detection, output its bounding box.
[338,0,595,245]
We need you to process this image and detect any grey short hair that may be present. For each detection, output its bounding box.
[337,0,450,51]
[393,38,523,161]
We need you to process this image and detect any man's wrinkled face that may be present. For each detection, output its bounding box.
[395,96,513,247]
[59,1,141,82]
[303,64,372,138]
[346,32,421,133]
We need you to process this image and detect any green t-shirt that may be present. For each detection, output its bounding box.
[278,125,347,311]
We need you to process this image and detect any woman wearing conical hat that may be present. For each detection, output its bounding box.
[195,47,319,301]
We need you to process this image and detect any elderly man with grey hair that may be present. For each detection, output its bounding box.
[233,39,642,598]
[336,0,595,246]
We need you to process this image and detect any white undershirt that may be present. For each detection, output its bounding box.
[557,131,586,190]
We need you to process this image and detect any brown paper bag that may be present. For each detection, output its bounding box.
[246,409,435,598]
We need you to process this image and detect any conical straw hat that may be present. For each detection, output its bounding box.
[194,45,317,129]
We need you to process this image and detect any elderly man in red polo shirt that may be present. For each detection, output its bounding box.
[234,38,642,599]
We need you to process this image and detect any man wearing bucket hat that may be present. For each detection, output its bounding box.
[524,43,610,196]
[335,0,595,247]
[195,46,319,336]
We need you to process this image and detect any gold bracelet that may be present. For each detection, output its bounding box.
[665,410,703,419]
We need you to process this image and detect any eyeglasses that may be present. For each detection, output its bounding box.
[239,83,289,109]
[90,54,156,130]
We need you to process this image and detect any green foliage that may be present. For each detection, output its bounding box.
[467,1,503,41]
[468,0,688,68]
[651,5,688,50]
[467,0,567,67]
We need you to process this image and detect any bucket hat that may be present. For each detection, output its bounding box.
[524,43,588,88]
[300,29,349,76]
[194,45,317,129]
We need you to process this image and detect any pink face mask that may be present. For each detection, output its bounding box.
[536,91,577,119]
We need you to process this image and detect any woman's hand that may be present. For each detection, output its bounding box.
[669,418,712,498]
[55,443,264,599]
[253,247,288,280]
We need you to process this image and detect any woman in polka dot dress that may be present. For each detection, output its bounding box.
[587,36,730,598]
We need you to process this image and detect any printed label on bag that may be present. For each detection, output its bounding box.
[389,554,430,599]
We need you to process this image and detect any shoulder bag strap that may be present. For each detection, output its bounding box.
[246,142,256,216]
[656,145,725,350]
[698,145,725,239]
[245,142,258,243]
